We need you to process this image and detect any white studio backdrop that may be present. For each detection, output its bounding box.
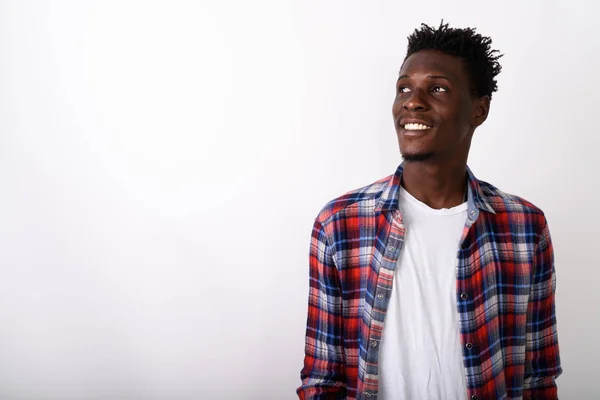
[0,0,598,398]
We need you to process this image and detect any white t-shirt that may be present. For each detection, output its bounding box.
[379,186,468,400]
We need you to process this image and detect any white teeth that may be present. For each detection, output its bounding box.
[404,123,431,130]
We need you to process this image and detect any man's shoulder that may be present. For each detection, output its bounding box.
[313,174,549,228]
[479,179,546,219]
[315,174,393,226]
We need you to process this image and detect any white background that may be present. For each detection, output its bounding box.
[1,0,598,398]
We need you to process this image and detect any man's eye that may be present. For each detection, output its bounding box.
[398,87,411,93]
[432,86,447,93]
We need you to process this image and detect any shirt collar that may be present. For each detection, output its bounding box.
[375,162,496,215]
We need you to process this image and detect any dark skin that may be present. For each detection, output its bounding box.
[392,50,490,209]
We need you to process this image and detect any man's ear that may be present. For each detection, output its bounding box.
[471,95,490,127]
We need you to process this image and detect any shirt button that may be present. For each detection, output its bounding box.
[466,342,473,350]
[470,210,476,216]
[377,293,385,300]
[387,245,395,252]
[471,395,479,400]
[365,391,373,398]
[370,340,378,348]
[460,293,468,300]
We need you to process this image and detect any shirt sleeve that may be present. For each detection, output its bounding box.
[297,218,346,400]
[523,217,562,399]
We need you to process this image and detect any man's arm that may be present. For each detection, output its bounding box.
[297,218,346,400]
[523,217,562,399]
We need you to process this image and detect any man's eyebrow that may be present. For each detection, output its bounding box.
[396,74,451,81]
[428,75,451,81]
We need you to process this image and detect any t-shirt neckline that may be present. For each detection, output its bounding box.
[399,186,468,216]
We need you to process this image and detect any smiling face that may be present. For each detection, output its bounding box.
[392,49,490,163]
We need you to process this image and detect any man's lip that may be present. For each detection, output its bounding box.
[401,129,430,137]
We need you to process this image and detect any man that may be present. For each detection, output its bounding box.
[297,22,561,400]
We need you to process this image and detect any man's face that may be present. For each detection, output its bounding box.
[392,49,488,163]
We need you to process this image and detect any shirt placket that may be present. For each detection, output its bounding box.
[457,204,483,400]
[361,209,405,400]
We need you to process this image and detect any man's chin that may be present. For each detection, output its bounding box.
[401,152,435,163]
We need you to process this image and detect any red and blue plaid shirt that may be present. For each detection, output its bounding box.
[298,163,561,400]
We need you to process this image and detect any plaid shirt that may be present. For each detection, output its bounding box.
[298,163,561,400]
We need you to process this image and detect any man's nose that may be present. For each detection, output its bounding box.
[403,89,428,111]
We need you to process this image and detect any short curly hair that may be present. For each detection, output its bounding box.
[405,21,503,99]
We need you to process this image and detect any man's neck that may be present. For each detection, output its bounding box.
[401,160,468,210]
